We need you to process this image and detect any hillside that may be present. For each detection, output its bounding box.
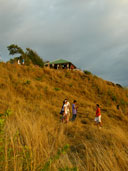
[0,62,128,171]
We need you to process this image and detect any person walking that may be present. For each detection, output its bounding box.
[94,104,102,128]
[60,100,65,122]
[63,100,69,123]
[72,100,78,121]
[65,99,70,122]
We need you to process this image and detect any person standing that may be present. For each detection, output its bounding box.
[72,100,78,121]
[18,58,21,65]
[22,58,24,65]
[60,100,65,122]
[63,100,69,123]
[94,104,102,128]
[65,99,70,122]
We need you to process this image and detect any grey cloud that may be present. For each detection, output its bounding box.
[0,0,128,85]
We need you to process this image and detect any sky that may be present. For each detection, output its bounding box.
[0,0,128,85]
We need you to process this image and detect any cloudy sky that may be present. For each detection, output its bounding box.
[0,0,128,85]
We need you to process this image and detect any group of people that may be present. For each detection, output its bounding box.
[60,99,78,123]
[60,100,102,128]
[18,58,24,65]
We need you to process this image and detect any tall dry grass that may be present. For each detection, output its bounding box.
[2,109,128,171]
[0,63,128,170]
[3,110,69,171]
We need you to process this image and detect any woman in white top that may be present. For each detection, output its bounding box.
[67,100,70,122]
[63,99,70,122]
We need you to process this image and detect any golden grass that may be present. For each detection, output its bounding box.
[0,63,128,170]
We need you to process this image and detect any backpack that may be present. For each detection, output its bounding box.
[60,104,64,115]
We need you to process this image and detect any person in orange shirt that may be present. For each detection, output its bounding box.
[94,104,102,128]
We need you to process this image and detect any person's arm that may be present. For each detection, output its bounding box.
[68,102,71,111]
[76,105,78,110]
[75,104,78,109]
[64,105,66,115]
[73,104,75,109]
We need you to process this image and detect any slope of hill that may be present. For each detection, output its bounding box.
[0,63,128,171]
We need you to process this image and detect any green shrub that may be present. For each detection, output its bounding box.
[44,86,48,93]
[4,109,12,117]
[24,80,31,85]
[41,145,70,171]
[65,72,71,78]
[69,83,73,87]
[111,95,117,102]
[108,90,117,102]
[54,88,61,91]
[120,99,126,106]
[35,76,43,81]
[83,70,92,75]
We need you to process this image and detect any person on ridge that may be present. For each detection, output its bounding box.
[94,104,102,128]
[18,58,21,65]
[22,58,24,65]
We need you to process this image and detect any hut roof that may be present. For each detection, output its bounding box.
[49,59,70,65]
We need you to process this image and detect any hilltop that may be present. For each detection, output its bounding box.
[0,63,128,171]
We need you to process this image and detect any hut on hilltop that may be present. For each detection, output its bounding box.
[45,59,77,70]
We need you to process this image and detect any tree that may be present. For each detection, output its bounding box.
[7,44,24,55]
[26,48,44,67]
[7,44,44,67]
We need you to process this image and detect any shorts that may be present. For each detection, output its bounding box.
[94,115,101,123]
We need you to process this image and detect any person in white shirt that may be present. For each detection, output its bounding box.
[62,100,68,123]
[18,59,21,65]
[64,99,70,122]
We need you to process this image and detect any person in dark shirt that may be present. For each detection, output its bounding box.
[72,100,78,121]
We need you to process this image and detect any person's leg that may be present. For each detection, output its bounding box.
[62,113,66,123]
[67,112,70,122]
[74,114,76,121]
[94,122,97,125]
[68,112,70,121]
[65,114,68,123]
[72,115,74,121]
[99,115,102,127]
[62,114,64,123]
[99,122,102,127]
[72,114,75,121]
[94,117,98,125]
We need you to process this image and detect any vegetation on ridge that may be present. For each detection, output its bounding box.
[0,63,128,171]
[7,44,44,67]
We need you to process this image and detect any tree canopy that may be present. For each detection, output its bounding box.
[7,44,24,55]
[7,44,44,67]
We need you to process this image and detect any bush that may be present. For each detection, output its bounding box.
[83,70,92,75]
[35,76,43,81]
[65,72,71,78]
[69,83,73,87]
[24,80,31,85]
[54,88,61,91]
[116,84,123,88]
[120,99,126,106]
[111,95,117,102]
